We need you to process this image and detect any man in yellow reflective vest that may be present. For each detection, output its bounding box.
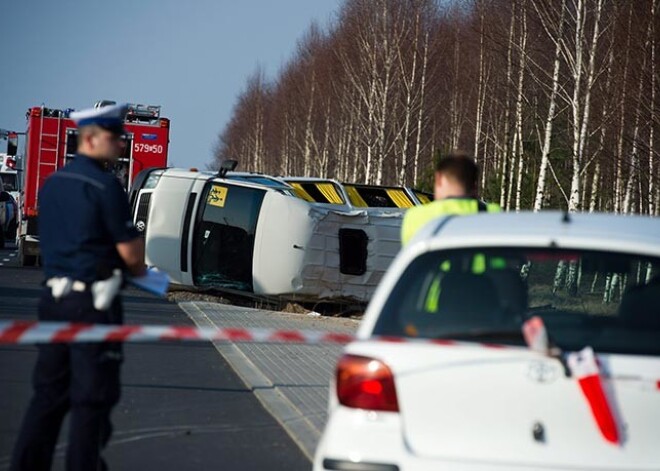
[401,152,500,246]
[402,152,502,315]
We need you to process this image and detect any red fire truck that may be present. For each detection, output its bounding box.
[17,101,170,266]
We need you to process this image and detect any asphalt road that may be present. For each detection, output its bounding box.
[0,241,310,470]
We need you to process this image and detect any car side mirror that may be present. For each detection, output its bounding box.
[0,191,11,202]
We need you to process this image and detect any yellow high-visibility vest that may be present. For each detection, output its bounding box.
[401,198,501,315]
[401,198,500,246]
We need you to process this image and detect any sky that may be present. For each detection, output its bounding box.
[0,0,341,170]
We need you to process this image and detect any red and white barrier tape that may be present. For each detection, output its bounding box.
[0,320,528,348]
[0,320,355,346]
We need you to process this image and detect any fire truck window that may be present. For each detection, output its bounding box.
[0,174,17,192]
[111,161,130,191]
[65,131,78,157]
[120,135,132,160]
[192,183,265,291]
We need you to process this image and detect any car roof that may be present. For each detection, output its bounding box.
[408,210,660,257]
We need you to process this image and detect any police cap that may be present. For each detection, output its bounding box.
[70,103,128,135]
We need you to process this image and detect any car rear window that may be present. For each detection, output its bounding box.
[373,248,660,355]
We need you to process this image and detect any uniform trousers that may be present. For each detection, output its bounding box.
[11,289,123,471]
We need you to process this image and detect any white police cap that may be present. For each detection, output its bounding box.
[70,103,128,134]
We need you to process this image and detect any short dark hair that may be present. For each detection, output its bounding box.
[434,151,479,194]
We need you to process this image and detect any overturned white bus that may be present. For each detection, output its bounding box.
[129,167,404,303]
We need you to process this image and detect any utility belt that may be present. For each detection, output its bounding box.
[46,269,123,311]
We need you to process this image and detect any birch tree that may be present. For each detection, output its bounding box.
[649,0,658,215]
[531,0,566,212]
[513,0,528,211]
[623,14,655,214]
[213,0,657,217]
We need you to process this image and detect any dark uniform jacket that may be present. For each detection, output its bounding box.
[38,154,138,283]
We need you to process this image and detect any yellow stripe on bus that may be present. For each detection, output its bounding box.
[415,192,432,204]
[386,189,413,208]
[317,183,344,204]
[345,186,368,207]
[289,183,315,202]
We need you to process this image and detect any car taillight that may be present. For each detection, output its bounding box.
[336,354,399,412]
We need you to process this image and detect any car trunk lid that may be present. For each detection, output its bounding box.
[373,342,660,469]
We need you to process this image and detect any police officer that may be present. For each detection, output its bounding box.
[11,103,146,471]
[401,151,500,246]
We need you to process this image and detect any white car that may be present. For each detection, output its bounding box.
[314,211,660,471]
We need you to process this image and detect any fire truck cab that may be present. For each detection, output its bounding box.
[17,101,170,265]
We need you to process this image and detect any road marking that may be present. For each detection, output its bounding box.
[180,302,322,461]
[2,259,9,262]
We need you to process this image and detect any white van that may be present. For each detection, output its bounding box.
[129,167,403,302]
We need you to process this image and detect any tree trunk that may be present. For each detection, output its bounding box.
[514,0,528,212]
[567,0,585,212]
[532,0,566,212]
[474,5,486,163]
[614,4,635,213]
[500,9,516,209]
[413,30,429,186]
[397,10,419,186]
[623,5,653,214]
[649,0,657,216]
[302,72,316,176]
[588,162,600,212]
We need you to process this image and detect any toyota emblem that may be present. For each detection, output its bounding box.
[526,361,558,383]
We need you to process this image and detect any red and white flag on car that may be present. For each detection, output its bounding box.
[566,346,620,445]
